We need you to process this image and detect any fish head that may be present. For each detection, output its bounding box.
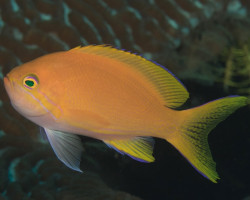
[3,55,62,121]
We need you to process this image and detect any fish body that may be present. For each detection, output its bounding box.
[4,45,247,182]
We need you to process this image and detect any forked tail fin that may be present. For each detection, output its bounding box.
[167,96,247,183]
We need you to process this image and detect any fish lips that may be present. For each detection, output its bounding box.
[3,75,13,97]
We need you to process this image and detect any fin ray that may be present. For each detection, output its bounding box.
[104,137,155,163]
[167,96,247,183]
[44,128,83,172]
[71,45,189,108]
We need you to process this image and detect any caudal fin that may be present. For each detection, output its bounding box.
[167,96,247,183]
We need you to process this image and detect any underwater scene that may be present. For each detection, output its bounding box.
[0,0,250,199]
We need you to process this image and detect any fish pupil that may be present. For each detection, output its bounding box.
[25,80,34,87]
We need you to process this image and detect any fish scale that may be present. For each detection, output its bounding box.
[4,45,248,183]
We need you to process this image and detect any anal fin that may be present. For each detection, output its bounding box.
[104,137,155,163]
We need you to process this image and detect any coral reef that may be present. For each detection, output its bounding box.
[0,0,247,72]
[170,13,250,102]
[222,42,250,98]
[0,0,250,200]
[1,0,249,94]
[0,131,142,200]
[171,14,250,81]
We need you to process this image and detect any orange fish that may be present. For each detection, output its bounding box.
[3,45,247,183]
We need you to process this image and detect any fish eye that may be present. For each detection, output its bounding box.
[23,75,39,89]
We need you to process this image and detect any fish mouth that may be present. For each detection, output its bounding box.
[4,75,9,82]
[3,75,12,90]
[4,74,11,83]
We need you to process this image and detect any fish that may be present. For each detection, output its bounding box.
[3,45,248,183]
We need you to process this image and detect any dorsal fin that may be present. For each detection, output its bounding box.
[70,45,189,109]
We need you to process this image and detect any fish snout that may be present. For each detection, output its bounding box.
[3,75,10,86]
[3,75,13,95]
[4,73,11,82]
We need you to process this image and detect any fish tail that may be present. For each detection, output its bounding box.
[166,96,248,183]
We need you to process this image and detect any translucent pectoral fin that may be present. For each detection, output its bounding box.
[44,128,83,172]
[104,137,155,163]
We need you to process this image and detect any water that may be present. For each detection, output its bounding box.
[0,0,249,199]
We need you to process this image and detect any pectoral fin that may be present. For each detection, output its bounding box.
[104,137,155,162]
[43,128,83,172]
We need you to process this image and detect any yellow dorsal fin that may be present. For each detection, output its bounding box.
[103,137,155,162]
[71,45,189,109]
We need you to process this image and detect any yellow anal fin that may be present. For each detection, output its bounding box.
[104,137,155,163]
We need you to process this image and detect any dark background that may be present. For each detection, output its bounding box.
[0,0,249,199]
